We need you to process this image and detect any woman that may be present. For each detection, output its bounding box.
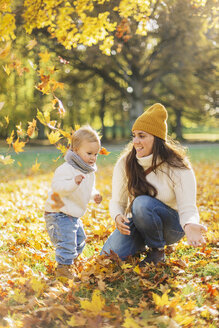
[101,103,207,266]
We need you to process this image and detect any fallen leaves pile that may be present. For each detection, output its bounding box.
[0,162,218,328]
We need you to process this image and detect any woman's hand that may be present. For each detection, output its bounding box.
[184,223,207,247]
[115,214,130,235]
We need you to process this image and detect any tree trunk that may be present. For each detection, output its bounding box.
[175,110,184,141]
[129,79,144,127]
[99,89,106,141]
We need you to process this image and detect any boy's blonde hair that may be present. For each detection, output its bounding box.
[71,125,101,150]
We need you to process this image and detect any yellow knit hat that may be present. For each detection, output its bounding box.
[132,103,168,140]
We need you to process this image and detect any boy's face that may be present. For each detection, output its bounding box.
[74,140,100,166]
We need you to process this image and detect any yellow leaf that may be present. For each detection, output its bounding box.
[27,119,37,137]
[12,289,27,304]
[174,314,194,325]
[56,143,68,154]
[75,124,80,130]
[16,122,26,138]
[31,159,41,173]
[17,161,22,167]
[67,315,86,327]
[26,38,37,50]
[122,310,142,328]
[3,65,10,75]
[47,130,62,144]
[6,130,14,145]
[30,278,46,297]
[39,50,51,63]
[0,155,14,165]
[58,129,72,139]
[121,263,133,270]
[13,138,26,153]
[80,289,105,313]
[4,115,9,125]
[133,265,141,274]
[152,292,170,307]
[0,42,11,59]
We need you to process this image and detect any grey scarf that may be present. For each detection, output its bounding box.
[64,149,96,174]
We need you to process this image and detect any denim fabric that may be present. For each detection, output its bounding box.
[101,195,184,260]
[44,212,86,265]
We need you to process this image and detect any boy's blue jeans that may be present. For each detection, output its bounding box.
[44,212,86,265]
[101,195,185,260]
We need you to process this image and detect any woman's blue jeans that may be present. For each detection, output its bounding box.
[101,195,185,260]
[44,212,86,265]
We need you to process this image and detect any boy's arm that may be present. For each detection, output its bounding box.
[51,164,79,194]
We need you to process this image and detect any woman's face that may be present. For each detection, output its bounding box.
[132,130,154,157]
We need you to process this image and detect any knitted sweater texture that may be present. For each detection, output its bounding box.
[109,154,199,229]
[45,162,97,218]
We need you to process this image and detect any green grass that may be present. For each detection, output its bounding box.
[0,143,218,177]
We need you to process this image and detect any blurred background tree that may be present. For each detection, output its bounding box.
[0,0,218,142]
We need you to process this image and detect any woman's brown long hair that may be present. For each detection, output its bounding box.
[125,136,189,201]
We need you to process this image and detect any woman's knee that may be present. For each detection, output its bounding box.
[132,195,154,221]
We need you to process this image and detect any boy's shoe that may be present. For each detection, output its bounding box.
[139,248,165,267]
[56,264,79,280]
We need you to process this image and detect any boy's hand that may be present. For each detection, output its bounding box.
[75,174,85,185]
[94,194,102,204]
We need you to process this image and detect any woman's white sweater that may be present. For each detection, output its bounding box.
[45,162,97,218]
[109,154,200,229]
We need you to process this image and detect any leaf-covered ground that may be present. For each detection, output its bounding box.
[0,162,218,328]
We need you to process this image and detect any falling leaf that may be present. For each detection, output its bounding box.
[0,155,14,165]
[27,119,37,137]
[3,65,11,75]
[31,159,41,173]
[13,138,26,153]
[26,39,37,50]
[39,50,51,63]
[16,122,26,138]
[56,143,67,154]
[6,130,14,145]
[99,147,110,155]
[53,97,65,116]
[4,115,9,125]
[47,130,62,144]
[0,42,11,58]
[80,289,105,313]
[51,192,64,210]
[75,124,80,131]
[58,56,70,64]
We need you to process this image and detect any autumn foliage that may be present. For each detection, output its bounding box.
[0,162,218,328]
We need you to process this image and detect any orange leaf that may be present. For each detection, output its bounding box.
[39,50,51,63]
[27,119,37,137]
[13,138,26,153]
[51,192,64,210]
[99,147,110,155]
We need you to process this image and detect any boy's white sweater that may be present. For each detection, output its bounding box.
[109,154,200,229]
[45,162,97,218]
